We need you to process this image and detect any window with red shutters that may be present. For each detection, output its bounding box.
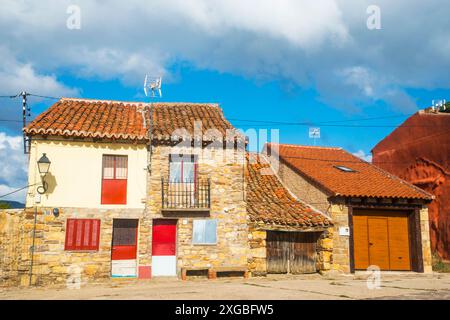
[101,155,128,204]
[65,219,101,251]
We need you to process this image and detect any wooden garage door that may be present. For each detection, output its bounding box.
[353,210,411,271]
[267,231,321,274]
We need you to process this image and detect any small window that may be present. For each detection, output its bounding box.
[65,219,101,251]
[192,219,217,244]
[112,219,138,246]
[334,165,356,173]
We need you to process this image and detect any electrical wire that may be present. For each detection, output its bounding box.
[27,93,60,100]
[0,184,36,199]
[0,92,447,128]
[0,92,60,99]
[0,114,449,128]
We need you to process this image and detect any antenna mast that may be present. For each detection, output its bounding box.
[309,127,320,146]
[144,76,162,174]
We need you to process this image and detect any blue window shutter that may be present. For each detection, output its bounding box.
[193,220,206,243]
[193,219,217,244]
[204,220,217,244]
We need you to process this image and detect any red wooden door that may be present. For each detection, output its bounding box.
[152,219,177,256]
[112,219,138,260]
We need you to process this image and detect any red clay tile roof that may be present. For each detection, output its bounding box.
[267,143,432,200]
[246,153,332,230]
[24,98,242,142]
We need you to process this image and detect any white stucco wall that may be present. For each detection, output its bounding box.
[26,138,147,209]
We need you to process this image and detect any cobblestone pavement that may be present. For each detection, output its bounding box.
[1,272,449,300]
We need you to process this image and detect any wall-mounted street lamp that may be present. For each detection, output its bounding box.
[36,153,51,194]
[30,152,52,286]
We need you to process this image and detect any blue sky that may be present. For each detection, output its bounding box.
[28,65,445,154]
[0,0,450,202]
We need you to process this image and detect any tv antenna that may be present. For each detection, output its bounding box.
[309,127,320,146]
[144,76,162,98]
[432,99,446,112]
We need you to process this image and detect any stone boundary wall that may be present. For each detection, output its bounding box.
[0,208,144,287]
[0,210,28,286]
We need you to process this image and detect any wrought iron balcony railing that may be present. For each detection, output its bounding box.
[161,178,211,210]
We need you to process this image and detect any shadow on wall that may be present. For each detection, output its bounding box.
[43,173,57,195]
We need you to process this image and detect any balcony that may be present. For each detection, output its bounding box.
[161,178,211,211]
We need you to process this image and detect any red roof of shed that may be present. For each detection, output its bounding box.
[267,143,432,201]
[246,153,331,230]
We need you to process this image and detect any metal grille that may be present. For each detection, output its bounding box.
[161,178,210,210]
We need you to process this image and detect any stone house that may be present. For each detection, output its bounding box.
[0,97,248,286]
[372,107,450,260]
[264,143,434,273]
[246,153,332,275]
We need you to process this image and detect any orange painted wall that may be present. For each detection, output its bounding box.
[372,111,450,260]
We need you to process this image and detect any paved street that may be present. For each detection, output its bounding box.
[1,273,449,300]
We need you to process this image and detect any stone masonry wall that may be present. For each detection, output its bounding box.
[317,227,334,272]
[329,201,351,273]
[0,210,25,286]
[0,208,144,287]
[248,228,267,276]
[420,207,433,273]
[274,160,331,215]
[145,145,249,274]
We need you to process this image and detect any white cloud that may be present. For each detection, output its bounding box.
[353,149,372,163]
[339,67,375,98]
[0,0,449,201]
[330,66,417,112]
[0,47,78,97]
[0,133,28,203]
[166,0,349,49]
[0,0,449,110]
[65,48,168,85]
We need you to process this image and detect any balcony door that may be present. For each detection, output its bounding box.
[168,154,197,208]
[169,154,197,183]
